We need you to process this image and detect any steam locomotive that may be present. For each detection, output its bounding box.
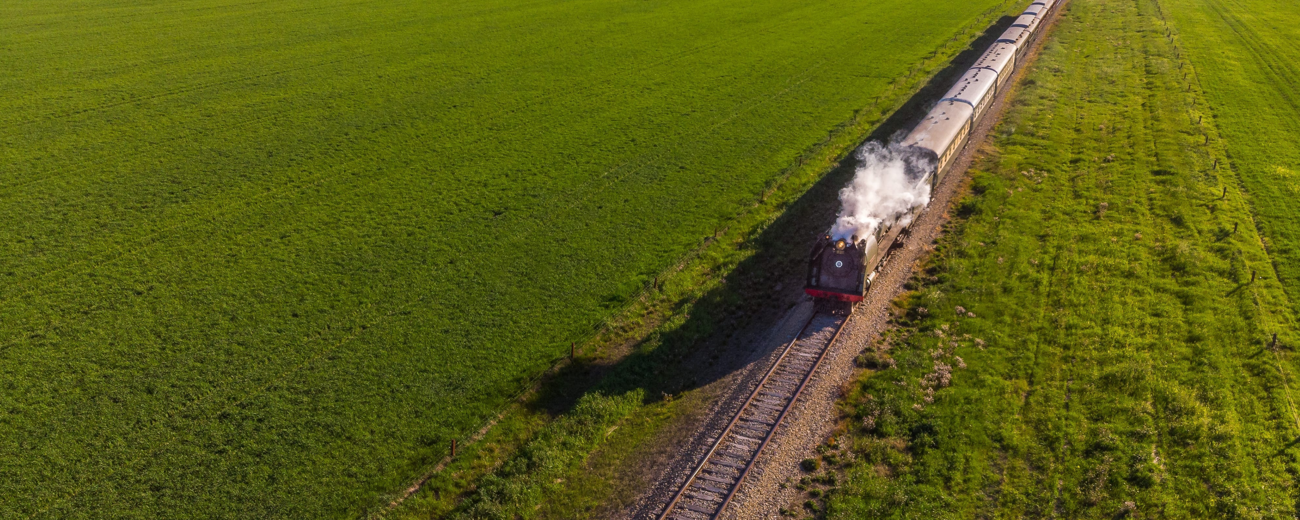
[806,0,1059,302]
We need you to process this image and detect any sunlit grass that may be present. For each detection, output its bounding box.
[824,0,1300,515]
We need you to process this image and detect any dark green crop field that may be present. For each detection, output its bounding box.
[0,0,1016,517]
[815,0,1300,516]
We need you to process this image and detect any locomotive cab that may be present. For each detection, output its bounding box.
[805,234,871,302]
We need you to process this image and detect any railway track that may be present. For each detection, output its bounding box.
[649,3,1070,517]
[657,310,849,520]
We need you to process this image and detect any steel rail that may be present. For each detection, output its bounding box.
[657,311,849,520]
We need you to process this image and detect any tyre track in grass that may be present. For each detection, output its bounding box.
[1161,0,1300,320]
[1201,0,1300,114]
[1154,0,1300,436]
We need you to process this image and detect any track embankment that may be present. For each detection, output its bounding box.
[658,312,846,519]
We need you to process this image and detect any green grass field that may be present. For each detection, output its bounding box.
[817,0,1300,516]
[0,0,1018,517]
[1157,0,1300,315]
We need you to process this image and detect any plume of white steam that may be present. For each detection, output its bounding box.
[829,142,933,244]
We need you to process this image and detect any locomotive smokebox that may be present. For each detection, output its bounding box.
[804,234,869,302]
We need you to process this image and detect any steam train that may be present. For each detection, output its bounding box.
[806,0,1059,302]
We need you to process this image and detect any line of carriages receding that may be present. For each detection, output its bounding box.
[806,0,1061,303]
